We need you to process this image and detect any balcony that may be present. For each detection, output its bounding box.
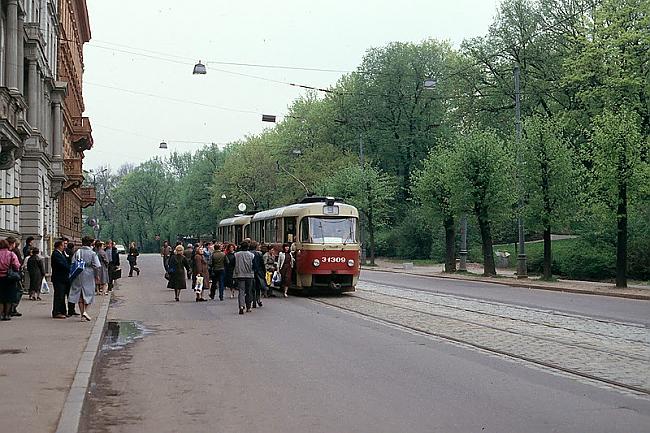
[71,116,93,152]
[63,158,84,190]
[79,186,96,208]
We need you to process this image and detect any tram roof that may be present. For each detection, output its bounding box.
[218,215,252,227]
[251,202,358,222]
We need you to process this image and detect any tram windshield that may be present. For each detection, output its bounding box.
[303,217,357,244]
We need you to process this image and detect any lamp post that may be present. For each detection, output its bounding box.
[514,65,527,278]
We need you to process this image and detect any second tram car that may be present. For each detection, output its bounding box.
[217,215,252,245]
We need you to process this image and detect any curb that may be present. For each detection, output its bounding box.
[363,268,650,301]
[55,292,111,433]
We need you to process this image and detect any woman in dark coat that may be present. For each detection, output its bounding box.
[167,245,190,302]
[192,246,210,302]
[224,243,236,298]
[27,248,46,300]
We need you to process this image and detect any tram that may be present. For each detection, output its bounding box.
[218,197,360,292]
[217,214,252,245]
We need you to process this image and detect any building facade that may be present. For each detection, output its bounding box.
[0,0,93,258]
[57,0,93,243]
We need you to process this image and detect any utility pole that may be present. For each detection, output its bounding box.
[359,132,367,265]
[514,65,527,278]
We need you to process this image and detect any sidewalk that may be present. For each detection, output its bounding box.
[0,289,111,433]
[364,259,650,301]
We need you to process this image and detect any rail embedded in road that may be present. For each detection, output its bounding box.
[309,281,650,397]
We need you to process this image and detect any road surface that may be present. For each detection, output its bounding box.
[80,254,650,433]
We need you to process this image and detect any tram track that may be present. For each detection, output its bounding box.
[307,285,650,397]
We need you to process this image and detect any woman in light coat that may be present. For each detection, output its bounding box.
[69,236,101,321]
[277,243,293,298]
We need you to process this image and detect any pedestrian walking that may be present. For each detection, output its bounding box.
[127,242,140,277]
[8,237,24,317]
[193,246,209,302]
[167,245,191,302]
[251,241,265,308]
[0,239,21,321]
[277,243,294,297]
[94,241,109,296]
[26,248,45,300]
[183,243,194,279]
[50,240,70,319]
[233,241,255,314]
[69,236,101,321]
[64,241,78,316]
[161,240,171,271]
[224,243,236,299]
[209,243,226,301]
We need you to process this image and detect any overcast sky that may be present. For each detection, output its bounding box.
[82,0,500,171]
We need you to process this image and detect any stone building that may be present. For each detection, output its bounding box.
[57,0,93,243]
[0,0,93,260]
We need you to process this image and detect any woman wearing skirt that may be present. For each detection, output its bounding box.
[69,236,101,321]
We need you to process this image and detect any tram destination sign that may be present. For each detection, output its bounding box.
[0,197,20,206]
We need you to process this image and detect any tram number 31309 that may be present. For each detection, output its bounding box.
[321,256,347,263]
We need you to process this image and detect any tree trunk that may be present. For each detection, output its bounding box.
[477,208,496,276]
[616,180,627,288]
[368,211,376,266]
[444,216,456,273]
[543,225,552,280]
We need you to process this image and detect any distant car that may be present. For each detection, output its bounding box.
[115,244,126,254]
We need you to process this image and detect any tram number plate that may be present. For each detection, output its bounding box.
[321,256,347,263]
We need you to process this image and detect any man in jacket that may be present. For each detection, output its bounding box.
[63,240,78,316]
[106,240,120,292]
[209,244,226,301]
[51,240,70,319]
[232,241,255,315]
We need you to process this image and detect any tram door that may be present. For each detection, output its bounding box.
[284,217,296,243]
[284,217,298,286]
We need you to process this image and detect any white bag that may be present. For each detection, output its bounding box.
[40,278,50,295]
[271,271,281,287]
[195,276,204,293]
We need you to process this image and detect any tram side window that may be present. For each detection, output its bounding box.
[284,217,296,243]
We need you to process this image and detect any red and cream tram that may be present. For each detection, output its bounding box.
[218,197,360,292]
[217,214,252,245]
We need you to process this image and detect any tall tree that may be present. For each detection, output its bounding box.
[521,115,577,279]
[448,131,515,276]
[411,147,457,272]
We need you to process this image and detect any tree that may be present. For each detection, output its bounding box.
[592,109,645,287]
[521,115,577,279]
[411,147,457,272]
[448,131,515,276]
[319,164,397,265]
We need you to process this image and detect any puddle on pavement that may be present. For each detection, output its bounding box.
[101,321,151,351]
[0,348,26,355]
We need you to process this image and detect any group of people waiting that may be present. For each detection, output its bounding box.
[160,239,294,315]
[0,235,122,322]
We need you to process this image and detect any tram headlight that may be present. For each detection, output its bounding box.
[347,259,355,267]
[313,259,321,267]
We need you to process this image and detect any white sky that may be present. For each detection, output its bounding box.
[82,0,500,170]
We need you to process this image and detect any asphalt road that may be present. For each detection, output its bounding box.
[361,270,650,325]
[80,254,650,433]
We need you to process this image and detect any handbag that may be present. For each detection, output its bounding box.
[111,267,122,280]
[272,270,281,286]
[69,250,85,282]
[6,268,21,282]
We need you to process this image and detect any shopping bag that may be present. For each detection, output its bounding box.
[195,276,204,294]
[265,271,272,286]
[69,251,85,282]
[272,271,281,287]
[40,278,50,295]
[111,266,122,280]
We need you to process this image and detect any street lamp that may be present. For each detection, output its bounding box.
[423,77,438,89]
[159,140,168,149]
[193,61,207,75]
